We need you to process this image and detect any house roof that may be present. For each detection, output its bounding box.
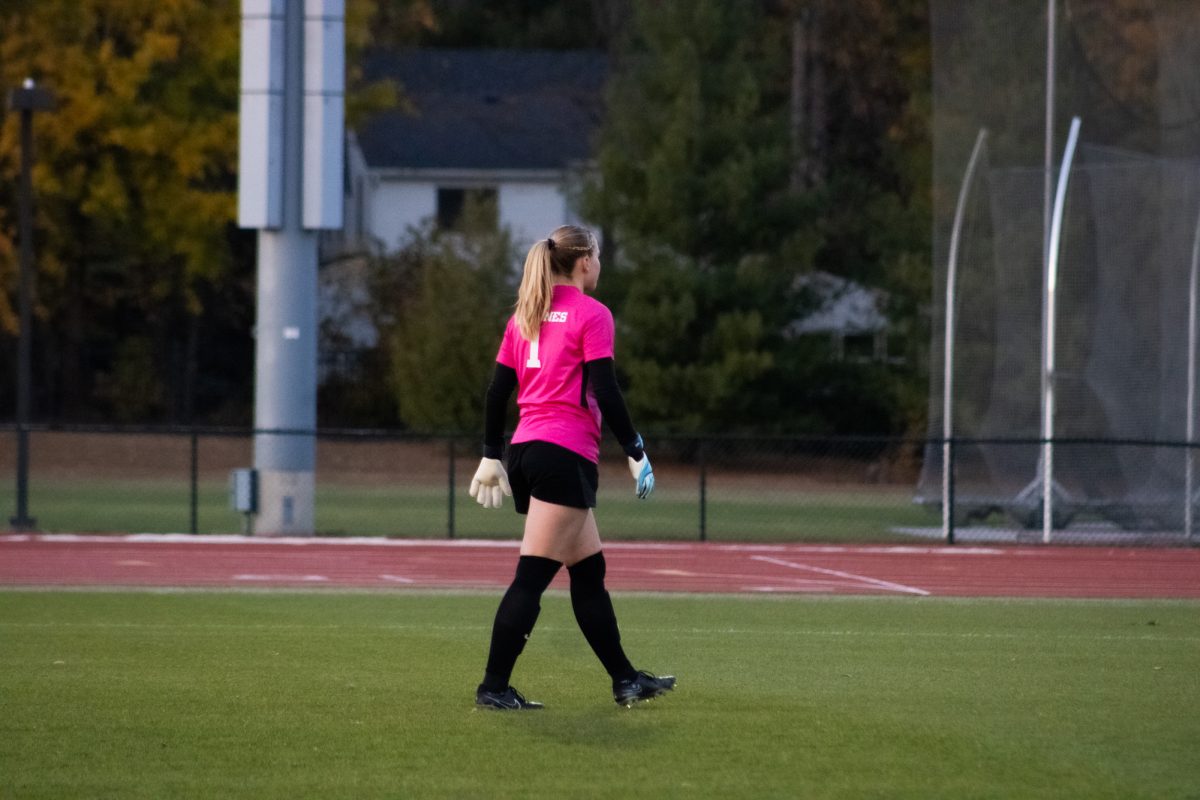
[788,272,889,335]
[356,49,608,172]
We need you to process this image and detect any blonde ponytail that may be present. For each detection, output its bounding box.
[514,225,597,342]
[515,240,556,341]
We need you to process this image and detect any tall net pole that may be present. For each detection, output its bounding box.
[943,129,989,543]
[1186,205,1200,542]
[1042,116,1081,543]
[1037,0,1056,536]
[1043,0,1056,271]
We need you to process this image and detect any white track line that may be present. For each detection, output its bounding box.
[638,568,845,584]
[232,574,329,582]
[751,555,931,596]
[0,534,1004,556]
[3,620,1194,643]
[0,534,523,548]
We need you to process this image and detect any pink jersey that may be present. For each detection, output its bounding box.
[496,285,615,462]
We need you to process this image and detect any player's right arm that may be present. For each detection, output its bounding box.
[471,321,520,510]
[482,363,517,460]
[470,362,517,509]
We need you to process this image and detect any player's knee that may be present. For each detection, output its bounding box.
[512,554,562,594]
[494,556,561,630]
[568,551,606,591]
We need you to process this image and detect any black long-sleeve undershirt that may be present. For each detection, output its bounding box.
[587,357,640,456]
[482,358,642,460]
[482,364,517,459]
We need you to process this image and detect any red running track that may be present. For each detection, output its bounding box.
[2,534,1199,598]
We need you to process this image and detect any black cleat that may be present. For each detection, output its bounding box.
[475,685,544,710]
[613,670,676,707]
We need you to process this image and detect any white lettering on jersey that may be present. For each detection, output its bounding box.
[527,313,566,367]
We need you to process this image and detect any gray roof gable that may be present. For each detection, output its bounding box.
[357,49,608,172]
[789,272,889,335]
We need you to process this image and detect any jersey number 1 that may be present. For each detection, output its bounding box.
[526,336,542,368]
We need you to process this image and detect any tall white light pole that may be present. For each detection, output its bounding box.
[238,0,344,535]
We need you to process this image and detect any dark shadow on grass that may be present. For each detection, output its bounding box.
[470,703,676,748]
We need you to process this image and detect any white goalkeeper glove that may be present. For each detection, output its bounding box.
[625,434,655,500]
[469,457,512,509]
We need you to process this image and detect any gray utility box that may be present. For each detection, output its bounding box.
[230,468,258,514]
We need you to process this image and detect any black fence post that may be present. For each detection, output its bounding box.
[11,425,34,530]
[189,428,199,535]
[698,440,708,542]
[946,437,956,545]
[447,437,456,539]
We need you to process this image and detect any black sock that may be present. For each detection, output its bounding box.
[568,552,635,683]
[481,555,562,692]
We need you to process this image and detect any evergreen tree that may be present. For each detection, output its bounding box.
[582,0,932,435]
[582,0,814,433]
[375,199,516,433]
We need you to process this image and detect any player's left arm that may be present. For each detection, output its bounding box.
[581,304,654,499]
[587,357,654,499]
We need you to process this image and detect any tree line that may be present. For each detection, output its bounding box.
[0,0,932,436]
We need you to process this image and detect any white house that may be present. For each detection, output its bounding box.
[317,49,607,363]
[317,50,894,369]
[326,49,607,261]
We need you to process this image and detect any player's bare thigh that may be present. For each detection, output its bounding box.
[521,499,602,566]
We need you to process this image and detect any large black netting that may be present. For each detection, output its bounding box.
[919,0,1200,540]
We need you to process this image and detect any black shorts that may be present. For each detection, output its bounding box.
[506,441,599,515]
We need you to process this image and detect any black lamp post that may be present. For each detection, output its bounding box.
[7,78,53,530]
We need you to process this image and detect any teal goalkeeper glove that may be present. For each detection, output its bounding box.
[625,434,655,500]
[470,458,512,509]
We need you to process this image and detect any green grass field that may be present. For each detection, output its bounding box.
[2,590,1197,798]
[10,478,934,542]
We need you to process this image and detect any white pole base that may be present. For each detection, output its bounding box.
[252,469,315,536]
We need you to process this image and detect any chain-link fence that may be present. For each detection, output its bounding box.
[2,425,1196,545]
[0,425,928,543]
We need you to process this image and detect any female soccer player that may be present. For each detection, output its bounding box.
[469,224,675,710]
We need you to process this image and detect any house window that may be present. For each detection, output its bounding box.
[437,187,498,231]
